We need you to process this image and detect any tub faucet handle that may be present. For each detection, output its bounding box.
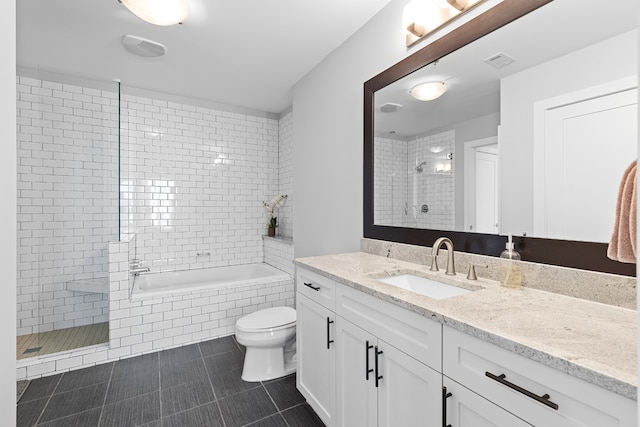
[130,258,142,268]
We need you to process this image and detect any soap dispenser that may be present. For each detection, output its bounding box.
[499,234,521,288]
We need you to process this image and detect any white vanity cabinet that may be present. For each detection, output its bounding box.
[335,284,442,427]
[443,376,531,426]
[443,326,637,427]
[296,268,337,426]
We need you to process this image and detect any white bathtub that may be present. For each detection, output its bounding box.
[132,263,291,298]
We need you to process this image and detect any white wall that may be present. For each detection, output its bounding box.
[2,0,17,424]
[292,0,501,257]
[500,30,638,236]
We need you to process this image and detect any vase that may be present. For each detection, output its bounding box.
[268,227,276,237]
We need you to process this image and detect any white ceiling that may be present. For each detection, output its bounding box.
[17,0,394,114]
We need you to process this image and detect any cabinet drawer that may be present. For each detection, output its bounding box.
[296,267,336,311]
[443,326,636,427]
[336,284,442,372]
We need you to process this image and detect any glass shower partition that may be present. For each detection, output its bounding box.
[15,72,120,359]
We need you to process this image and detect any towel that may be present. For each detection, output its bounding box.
[607,160,637,263]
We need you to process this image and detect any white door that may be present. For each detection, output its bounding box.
[534,81,637,241]
[296,294,336,426]
[377,340,442,427]
[464,138,499,233]
[443,377,531,427]
[335,317,377,427]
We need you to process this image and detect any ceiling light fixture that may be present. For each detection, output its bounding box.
[410,81,448,101]
[119,0,189,26]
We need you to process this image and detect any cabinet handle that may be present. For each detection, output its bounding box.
[365,340,374,380]
[485,371,559,410]
[442,386,452,427]
[303,282,320,291]
[326,317,334,349]
[374,346,383,387]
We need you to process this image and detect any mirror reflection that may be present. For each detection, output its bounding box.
[373,0,638,243]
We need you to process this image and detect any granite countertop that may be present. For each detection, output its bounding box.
[294,252,638,400]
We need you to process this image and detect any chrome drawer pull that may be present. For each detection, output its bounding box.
[485,371,559,410]
[303,282,320,291]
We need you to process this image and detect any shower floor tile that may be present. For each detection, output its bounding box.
[17,322,109,360]
[17,335,326,427]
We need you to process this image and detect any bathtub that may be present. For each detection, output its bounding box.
[132,263,291,298]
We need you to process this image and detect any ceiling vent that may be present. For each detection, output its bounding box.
[484,52,515,69]
[122,35,166,58]
[380,103,404,113]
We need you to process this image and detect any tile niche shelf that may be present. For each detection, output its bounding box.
[65,277,109,294]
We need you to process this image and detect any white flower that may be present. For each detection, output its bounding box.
[262,194,288,219]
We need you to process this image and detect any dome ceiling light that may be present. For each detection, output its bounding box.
[118,0,189,26]
[409,81,448,101]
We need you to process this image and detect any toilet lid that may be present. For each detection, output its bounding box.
[236,307,296,330]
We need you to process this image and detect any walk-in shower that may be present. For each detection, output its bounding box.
[16,75,123,359]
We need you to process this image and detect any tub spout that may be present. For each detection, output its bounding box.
[130,267,150,276]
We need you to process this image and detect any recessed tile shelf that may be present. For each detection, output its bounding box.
[65,278,109,294]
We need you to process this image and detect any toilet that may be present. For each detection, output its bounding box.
[235,306,297,382]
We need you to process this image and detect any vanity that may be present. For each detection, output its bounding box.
[294,251,637,426]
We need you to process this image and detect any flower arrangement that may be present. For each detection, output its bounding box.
[263,194,288,231]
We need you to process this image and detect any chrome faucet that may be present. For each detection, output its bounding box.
[430,237,456,276]
[130,266,150,276]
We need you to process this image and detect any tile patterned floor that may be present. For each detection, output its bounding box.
[17,335,324,427]
[17,322,109,360]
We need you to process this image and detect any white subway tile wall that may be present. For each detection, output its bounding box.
[119,92,281,273]
[277,110,293,238]
[374,131,455,230]
[16,76,296,380]
[16,76,118,335]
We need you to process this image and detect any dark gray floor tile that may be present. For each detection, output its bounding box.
[19,374,62,403]
[264,374,304,411]
[17,397,48,427]
[138,422,161,427]
[245,413,289,427]
[161,402,224,427]
[160,358,207,389]
[199,335,239,357]
[99,391,161,427]
[36,407,101,427]
[218,387,278,427]
[161,378,215,416]
[209,367,260,399]
[282,403,325,427]
[56,363,113,393]
[105,368,159,404]
[158,343,202,366]
[112,353,158,379]
[39,382,108,423]
[203,349,244,376]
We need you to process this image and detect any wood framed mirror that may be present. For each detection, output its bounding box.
[363,0,637,276]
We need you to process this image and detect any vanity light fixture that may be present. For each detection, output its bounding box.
[410,81,448,101]
[118,0,189,26]
[403,0,486,47]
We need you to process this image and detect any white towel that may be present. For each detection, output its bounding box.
[607,160,637,263]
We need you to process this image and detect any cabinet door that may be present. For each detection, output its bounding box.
[335,317,377,427]
[443,377,531,427]
[297,293,336,426]
[377,340,442,427]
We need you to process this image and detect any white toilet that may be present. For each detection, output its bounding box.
[235,306,297,382]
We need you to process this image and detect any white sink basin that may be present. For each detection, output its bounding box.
[377,274,472,300]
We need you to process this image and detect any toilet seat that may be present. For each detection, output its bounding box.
[236,306,296,332]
